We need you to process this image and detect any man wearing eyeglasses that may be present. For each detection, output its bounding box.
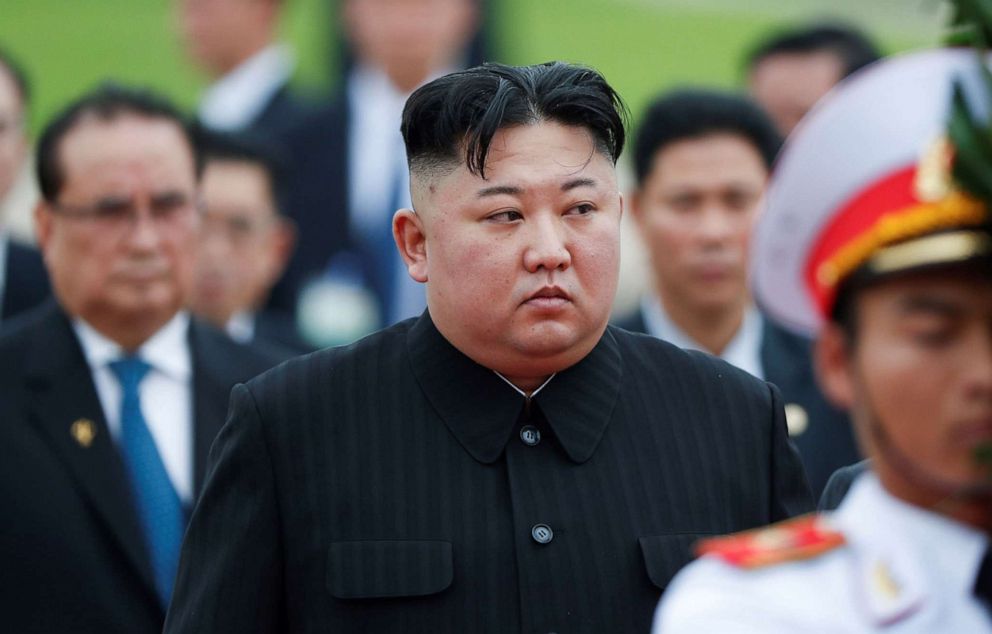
[0,84,282,634]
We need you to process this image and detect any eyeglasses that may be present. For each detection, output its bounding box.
[50,192,201,236]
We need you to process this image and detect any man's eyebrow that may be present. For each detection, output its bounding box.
[561,177,597,192]
[897,295,963,317]
[476,185,522,198]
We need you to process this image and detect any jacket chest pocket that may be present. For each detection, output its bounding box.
[639,534,711,591]
[326,540,454,600]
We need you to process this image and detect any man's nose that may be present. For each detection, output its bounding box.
[523,215,571,273]
[696,206,736,243]
[964,324,992,400]
[123,206,164,249]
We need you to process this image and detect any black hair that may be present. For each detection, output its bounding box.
[194,126,288,213]
[36,82,202,202]
[745,22,882,79]
[401,61,627,179]
[0,45,30,108]
[632,88,781,186]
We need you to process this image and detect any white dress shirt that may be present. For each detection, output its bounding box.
[198,44,294,132]
[655,472,992,633]
[640,294,765,379]
[73,312,194,505]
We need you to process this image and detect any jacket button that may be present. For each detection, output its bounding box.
[520,425,541,446]
[531,523,553,544]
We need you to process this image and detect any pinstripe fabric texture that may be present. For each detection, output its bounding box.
[166,312,813,633]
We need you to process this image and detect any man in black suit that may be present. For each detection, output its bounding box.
[616,88,858,497]
[0,47,49,323]
[176,0,307,140]
[273,0,479,339]
[189,130,310,354]
[166,62,813,633]
[0,84,282,633]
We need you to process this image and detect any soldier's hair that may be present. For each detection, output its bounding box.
[36,82,201,202]
[745,22,882,79]
[632,88,781,186]
[401,61,627,180]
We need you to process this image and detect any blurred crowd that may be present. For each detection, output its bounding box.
[2,1,988,633]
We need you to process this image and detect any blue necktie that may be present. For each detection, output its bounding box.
[109,357,184,608]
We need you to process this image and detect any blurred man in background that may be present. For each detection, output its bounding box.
[656,47,991,632]
[0,84,281,633]
[745,22,881,136]
[276,0,479,345]
[0,47,48,323]
[190,130,307,353]
[176,0,308,138]
[619,88,858,497]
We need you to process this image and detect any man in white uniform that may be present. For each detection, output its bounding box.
[654,47,992,633]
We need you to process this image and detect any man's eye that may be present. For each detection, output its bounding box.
[911,327,954,347]
[487,210,523,223]
[567,203,595,215]
[151,194,190,218]
[93,200,133,219]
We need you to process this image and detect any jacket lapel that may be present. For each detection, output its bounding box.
[23,305,159,602]
[188,320,234,495]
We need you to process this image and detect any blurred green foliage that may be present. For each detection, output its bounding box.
[1,0,933,138]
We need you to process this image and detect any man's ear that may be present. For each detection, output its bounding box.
[814,323,856,411]
[393,208,428,283]
[265,217,297,283]
[628,189,643,226]
[34,200,53,254]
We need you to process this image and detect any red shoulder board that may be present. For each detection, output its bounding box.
[696,514,846,569]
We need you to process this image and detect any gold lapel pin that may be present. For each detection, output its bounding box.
[70,418,96,448]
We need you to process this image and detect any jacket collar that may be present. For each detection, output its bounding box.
[407,312,622,465]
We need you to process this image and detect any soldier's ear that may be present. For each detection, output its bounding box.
[393,208,428,283]
[814,323,856,411]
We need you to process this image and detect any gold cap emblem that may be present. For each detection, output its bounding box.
[70,419,96,448]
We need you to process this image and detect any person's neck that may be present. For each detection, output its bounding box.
[658,289,747,356]
[877,465,992,534]
[213,40,272,79]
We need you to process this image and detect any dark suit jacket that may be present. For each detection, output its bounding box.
[268,94,351,315]
[818,460,870,511]
[1,239,50,322]
[0,303,283,634]
[615,307,861,498]
[165,313,813,633]
[253,308,314,355]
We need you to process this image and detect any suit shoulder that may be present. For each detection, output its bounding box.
[191,320,286,379]
[245,320,411,396]
[610,325,770,396]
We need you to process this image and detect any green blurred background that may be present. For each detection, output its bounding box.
[1,0,942,136]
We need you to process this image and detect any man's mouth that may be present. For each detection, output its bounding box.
[523,286,571,309]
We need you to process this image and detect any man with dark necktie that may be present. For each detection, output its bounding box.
[0,84,281,633]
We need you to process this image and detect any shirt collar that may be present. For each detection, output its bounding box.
[72,311,192,381]
[407,312,622,465]
[641,293,765,378]
[198,44,294,131]
[836,472,990,599]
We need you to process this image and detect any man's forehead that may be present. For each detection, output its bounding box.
[60,115,194,177]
